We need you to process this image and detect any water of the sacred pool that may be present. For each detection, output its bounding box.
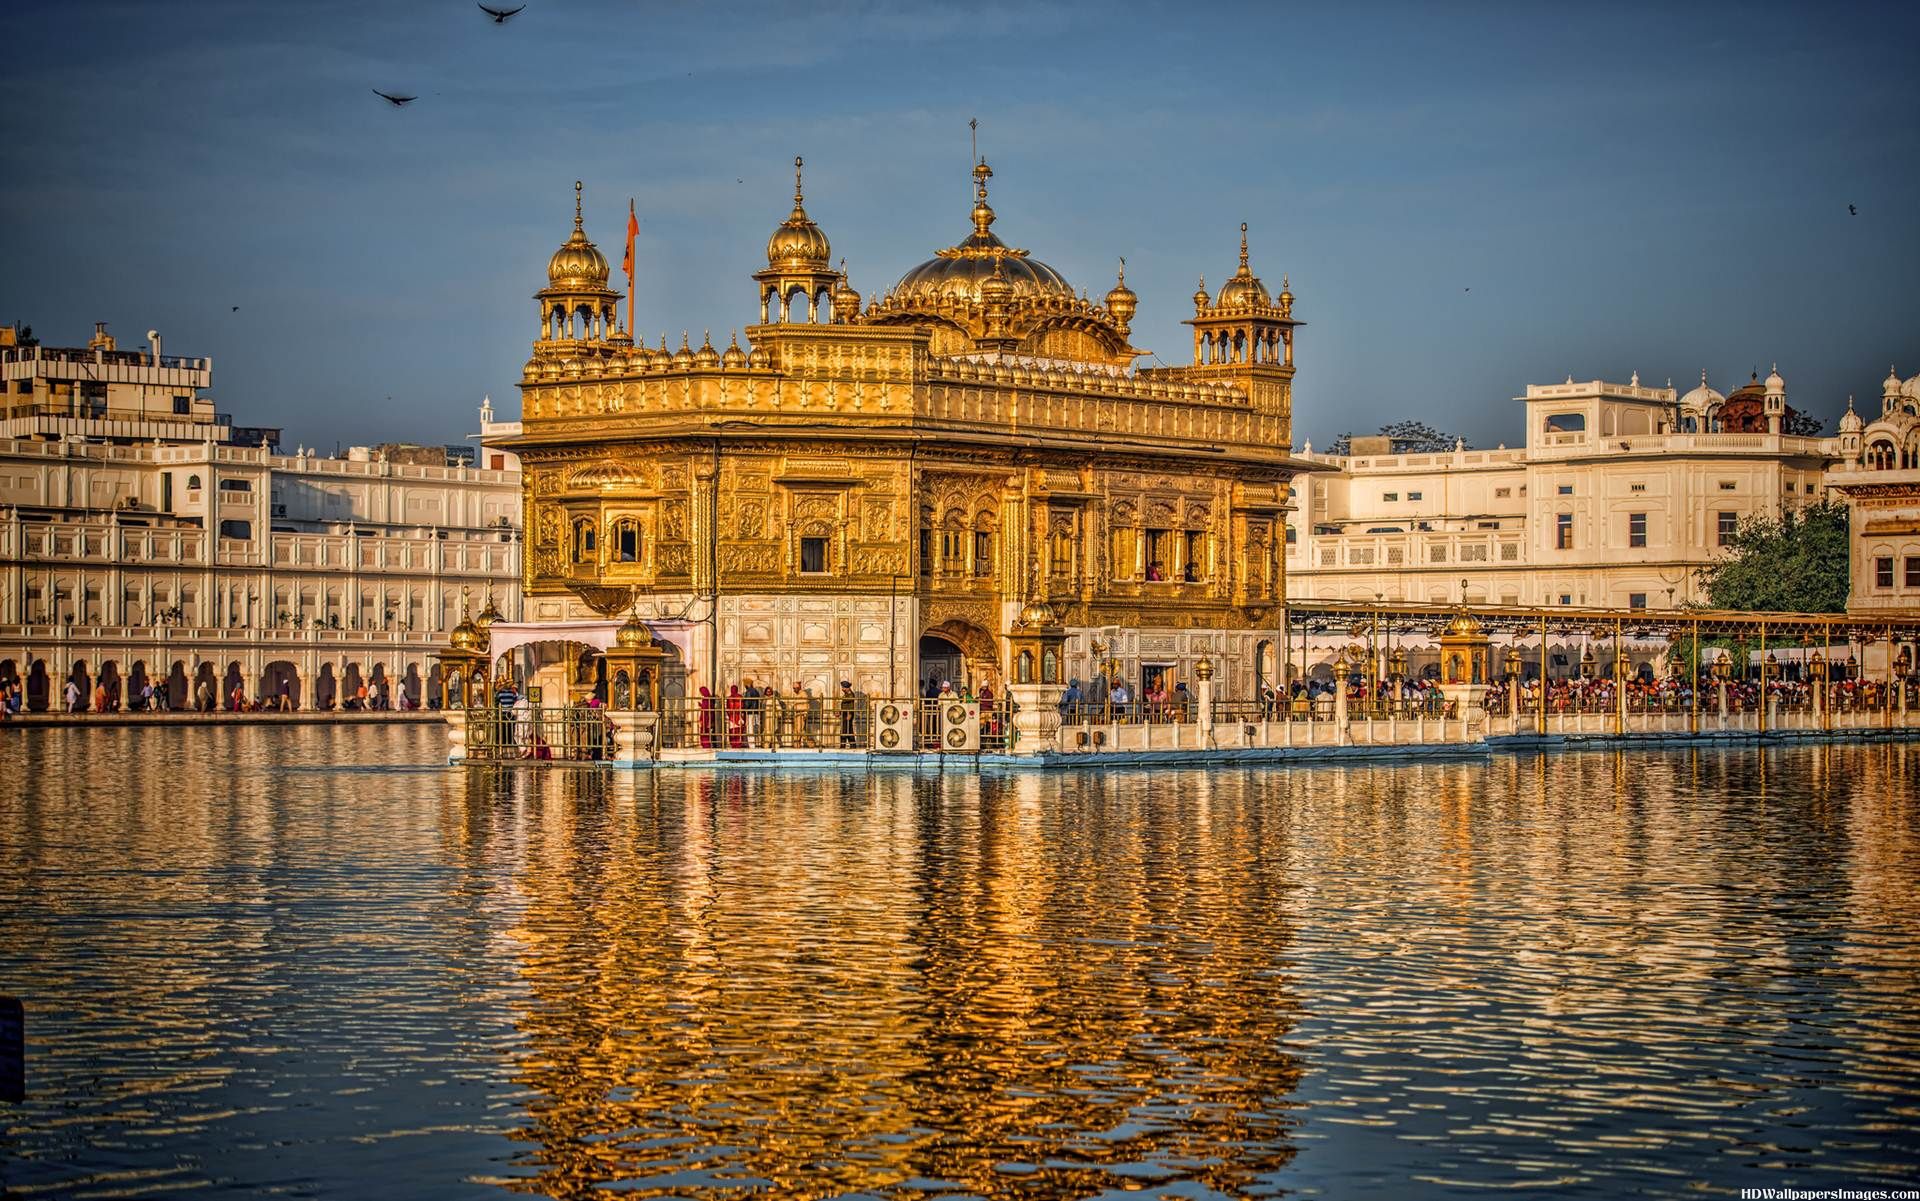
[3,726,1917,1199]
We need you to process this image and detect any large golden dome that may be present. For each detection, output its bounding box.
[766,156,831,270]
[890,160,1075,307]
[547,181,610,290]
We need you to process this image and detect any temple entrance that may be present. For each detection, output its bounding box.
[918,634,963,697]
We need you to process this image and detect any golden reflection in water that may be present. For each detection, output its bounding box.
[465,767,1305,1198]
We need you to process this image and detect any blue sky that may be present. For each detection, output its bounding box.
[3,0,1916,452]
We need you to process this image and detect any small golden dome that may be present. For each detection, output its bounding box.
[1278,274,1294,317]
[765,156,831,270]
[615,615,652,647]
[1192,275,1210,312]
[449,617,482,651]
[671,331,694,368]
[1212,223,1272,308]
[1444,609,1484,637]
[980,257,1014,305]
[831,259,862,319]
[722,332,748,368]
[649,333,672,368]
[476,594,502,632]
[1104,258,1137,327]
[695,330,720,367]
[1018,599,1055,626]
[547,181,610,290]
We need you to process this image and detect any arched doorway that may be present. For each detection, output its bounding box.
[918,634,964,697]
[98,660,122,711]
[27,659,50,712]
[222,661,245,709]
[261,660,301,710]
[128,660,149,710]
[192,662,217,710]
[68,660,93,712]
[166,661,188,709]
[315,663,338,710]
[918,620,1000,696]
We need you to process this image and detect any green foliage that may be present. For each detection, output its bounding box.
[1328,420,1469,456]
[1785,409,1824,436]
[1695,499,1851,614]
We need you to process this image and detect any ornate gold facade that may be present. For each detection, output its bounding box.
[505,159,1318,697]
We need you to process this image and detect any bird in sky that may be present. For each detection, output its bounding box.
[1849,204,1857,216]
[478,4,524,22]
[231,306,239,312]
[372,89,416,107]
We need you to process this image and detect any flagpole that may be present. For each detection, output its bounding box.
[625,199,636,336]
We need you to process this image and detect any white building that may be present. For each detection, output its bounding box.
[0,322,521,711]
[1826,368,1920,619]
[1287,371,1837,610]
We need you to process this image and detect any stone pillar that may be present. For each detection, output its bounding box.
[1006,683,1065,754]
[1196,657,1216,742]
[1333,668,1349,743]
[611,712,657,765]
[1716,681,1729,726]
[444,709,469,763]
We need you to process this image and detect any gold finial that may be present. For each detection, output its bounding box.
[460,585,472,617]
[1238,222,1249,272]
[1117,255,1126,283]
[973,157,993,200]
[573,180,584,231]
[793,155,804,206]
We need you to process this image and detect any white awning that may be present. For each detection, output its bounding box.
[485,619,699,663]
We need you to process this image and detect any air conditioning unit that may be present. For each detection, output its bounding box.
[939,700,980,752]
[871,699,914,752]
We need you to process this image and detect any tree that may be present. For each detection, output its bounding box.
[1695,499,1850,614]
[1785,409,1824,437]
[1327,420,1469,456]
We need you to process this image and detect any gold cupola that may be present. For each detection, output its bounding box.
[1192,275,1210,314]
[1211,224,1271,308]
[1105,257,1137,335]
[722,331,748,368]
[830,259,862,323]
[754,156,840,325]
[534,181,624,356]
[864,156,1135,366]
[547,182,610,290]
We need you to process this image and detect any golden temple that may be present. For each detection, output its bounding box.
[503,156,1318,701]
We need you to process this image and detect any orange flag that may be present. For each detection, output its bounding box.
[621,200,639,334]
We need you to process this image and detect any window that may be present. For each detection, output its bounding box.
[1906,557,1920,588]
[918,528,932,576]
[1544,413,1586,432]
[1555,513,1573,549]
[173,396,191,415]
[1629,513,1647,548]
[1805,483,1817,495]
[941,529,964,573]
[1183,531,1205,581]
[489,454,505,470]
[1718,481,1737,491]
[1284,524,1297,544]
[1408,491,1423,501]
[1557,485,1573,496]
[1382,492,1399,502]
[1559,594,1572,605]
[218,519,252,540]
[615,520,639,563]
[1494,487,1512,499]
[973,530,992,575]
[186,474,202,491]
[800,536,828,574]
[1477,520,1500,530]
[1629,593,1647,610]
[218,478,252,493]
[1716,512,1737,546]
[1876,557,1894,589]
[1630,483,1648,494]
[573,519,595,562]
[1145,528,1172,579]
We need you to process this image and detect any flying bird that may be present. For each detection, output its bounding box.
[1848,204,1857,216]
[372,89,416,107]
[231,306,240,312]
[478,3,524,22]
